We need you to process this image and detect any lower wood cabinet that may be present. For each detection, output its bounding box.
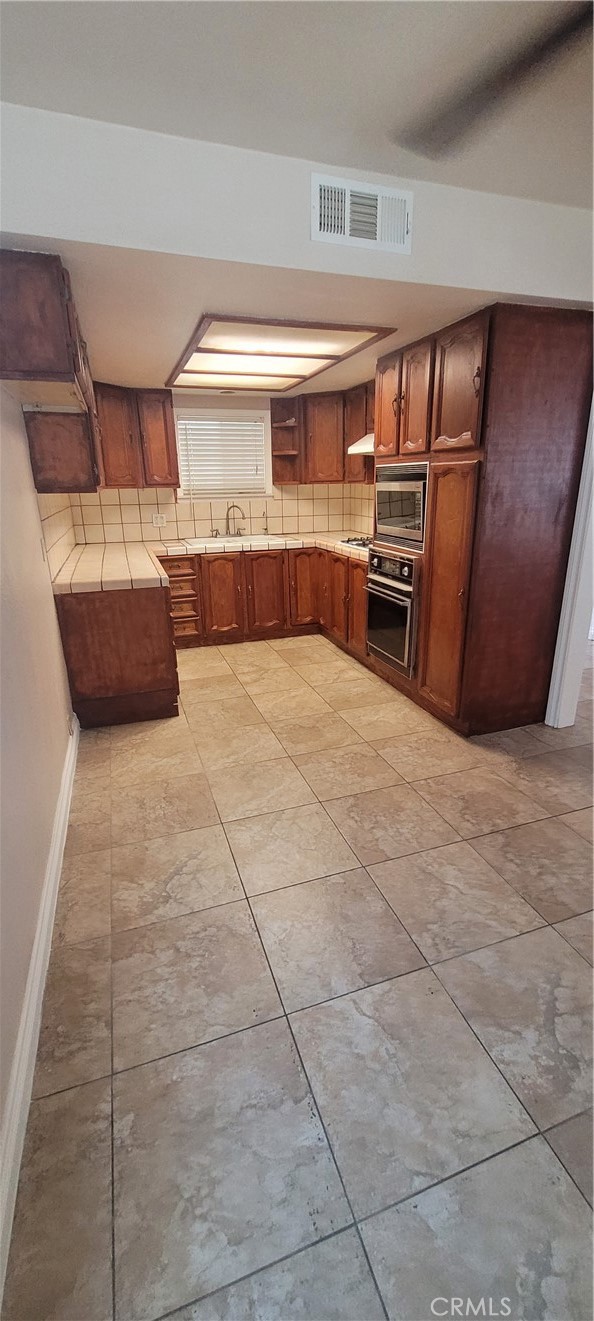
[288,548,319,626]
[316,548,331,629]
[244,550,287,635]
[327,553,349,643]
[201,553,245,640]
[160,555,204,647]
[347,559,368,658]
[417,460,479,717]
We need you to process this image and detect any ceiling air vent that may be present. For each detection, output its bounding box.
[312,174,413,253]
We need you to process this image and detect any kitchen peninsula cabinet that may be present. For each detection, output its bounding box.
[96,383,179,488]
[431,314,487,452]
[303,393,344,482]
[399,339,433,454]
[244,550,287,635]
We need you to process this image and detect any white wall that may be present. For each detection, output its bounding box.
[0,387,73,1118]
[1,103,591,303]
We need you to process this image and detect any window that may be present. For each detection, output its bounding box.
[175,408,271,497]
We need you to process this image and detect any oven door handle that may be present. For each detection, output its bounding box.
[365,584,412,607]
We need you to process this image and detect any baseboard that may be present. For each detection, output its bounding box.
[0,717,80,1297]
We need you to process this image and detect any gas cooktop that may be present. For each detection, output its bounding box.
[341,536,372,548]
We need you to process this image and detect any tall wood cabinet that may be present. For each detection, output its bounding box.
[417,461,479,717]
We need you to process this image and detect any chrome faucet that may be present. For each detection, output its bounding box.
[225,503,246,536]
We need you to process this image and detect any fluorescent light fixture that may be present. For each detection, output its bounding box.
[167,315,396,393]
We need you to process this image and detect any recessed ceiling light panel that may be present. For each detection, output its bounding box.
[167,315,396,393]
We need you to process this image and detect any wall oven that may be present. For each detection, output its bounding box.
[366,548,417,676]
[375,462,428,549]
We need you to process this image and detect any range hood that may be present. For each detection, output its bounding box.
[346,432,374,455]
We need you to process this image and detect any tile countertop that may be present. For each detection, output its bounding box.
[52,534,370,594]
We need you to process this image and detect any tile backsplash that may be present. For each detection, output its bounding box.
[65,484,374,543]
[37,492,76,577]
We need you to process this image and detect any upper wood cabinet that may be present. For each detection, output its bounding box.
[244,550,287,636]
[0,251,81,394]
[431,314,488,452]
[288,547,318,626]
[374,354,401,456]
[344,382,374,484]
[137,389,179,487]
[200,553,245,640]
[418,460,479,716]
[304,393,344,482]
[96,384,179,488]
[95,383,143,488]
[399,340,434,454]
[270,397,303,485]
[25,412,99,494]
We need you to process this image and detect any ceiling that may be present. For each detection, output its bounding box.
[1,2,591,207]
[1,235,502,392]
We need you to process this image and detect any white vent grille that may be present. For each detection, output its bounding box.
[312,174,412,253]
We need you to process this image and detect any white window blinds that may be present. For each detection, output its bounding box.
[175,409,269,497]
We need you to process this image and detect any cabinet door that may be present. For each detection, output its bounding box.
[95,383,143,488]
[344,384,368,483]
[304,394,344,482]
[288,548,318,626]
[418,461,479,717]
[270,397,303,485]
[25,411,98,493]
[347,559,368,658]
[431,315,488,452]
[327,553,349,642]
[316,549,330,628]
[0,250,73,379]
[399,340,434,454]
[374,355,400,456]
[244,550,287,636]
[200,554,245,640]
[136,389,179,487]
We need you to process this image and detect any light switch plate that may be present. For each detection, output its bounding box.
[152,513,166,527]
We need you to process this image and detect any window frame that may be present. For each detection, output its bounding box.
[174,406,273,499]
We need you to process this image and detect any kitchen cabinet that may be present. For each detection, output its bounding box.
[270,397,303,485]
[431,314,488,452]
[55,587,179,727]
[200,553,245,640]
[316,549,331,629]
[344,382,374,484]
[288,547,318,626]
[417,461,479,717]
[25,412,99,494]
[95,383,143,488]
[374,354,400,457]
[96,383,179,488]
[304,393,344,482]
[244,550,287,635]
[399,340,434,454]
[326,552,349,643]
[159,555,204,647]
[347,559,368,658]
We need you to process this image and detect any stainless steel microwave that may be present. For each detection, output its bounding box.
[375,462,429,549]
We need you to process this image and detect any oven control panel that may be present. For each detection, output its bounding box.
[369,549,415,588]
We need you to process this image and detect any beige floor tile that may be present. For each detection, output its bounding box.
[207,758,315,822]
[469,726,548,767]
[236,666,311,696]
[64,783,111,856]
[113,903,281,1070]
[373,729,486,781]
[111,825,243,931]
[341,701,436,740]
[361,1138,592,1321]
[179,673,246,704]
[223,642,288,673]
[252,869,425,1011]
[289,659,363,687]
[76,729,112,783]
[2,1079,112,1321]
[195,723,286,771]
[270,644,333,668]
[171,1228,385,1320]
[250,687,333,721]
[436,927,593,1129]
[109,715,189,748]
[545,1110,593,1206]
[492,746,593,814]
[470,817,593,922]
[111,773,218,845]
[413,769,549,837]
[524,717,593,750]
[183,695,265,731]
[267,634,327,653]
[554,910,593,964]
[225,803,359,894]
[293,742,403,800]
[176,649,233,678]
[313,678,401,712]
[324,784,459,865]
[110,739,203,787]
[370,841,543,963]
[32,937,111,1098]
[271,712,363,756]
[558,807,593,841]
[290,971,534,1218]
[53,848,111,947]
[113,1021,350,1321]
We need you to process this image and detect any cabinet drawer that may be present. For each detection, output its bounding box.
[171,599,198,619]
[163,556,194,576]
[169,577,197,600]
[173,618,202,639]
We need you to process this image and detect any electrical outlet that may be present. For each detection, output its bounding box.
[152,513,166,528]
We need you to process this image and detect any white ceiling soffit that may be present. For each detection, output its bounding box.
[1,2,591,208]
